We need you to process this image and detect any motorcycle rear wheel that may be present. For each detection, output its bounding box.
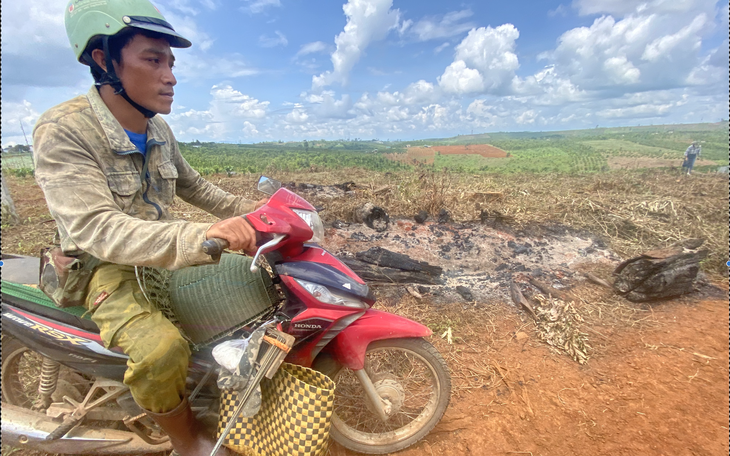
[1,335,90,407]
[315,337,451,454]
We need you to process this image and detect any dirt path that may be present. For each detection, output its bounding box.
[330,296,729,456]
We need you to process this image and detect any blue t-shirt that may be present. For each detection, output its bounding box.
[124,129,148,157]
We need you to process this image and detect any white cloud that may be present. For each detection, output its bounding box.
[406,9,475,41]
[210,84,269,118]
[296,41,329,57]
[515,109,538,124]
[294,42,331,72]
[1,0,66,55]
[454,25,520,76]
[438,61,485,94]
[548,4,568,17]
[174,53,259,82]
[403,80,439,105]
[1,0,87,88]
[465,99,508,128]
[413,104,452,131]
[434,42,450,54]
[168,84,269,139]
[573,0,717,16]
[163,0,219,16]
[286,109,309,123]
[1,101,40,148]
[596,103,674,118]
[242,0,281,14]
[641,14,706,61]
[242,121,259,136]
[705,38,729,68]
[313,0,401,90]
[158,9,215,51]
[367,68,389,76]
[313,93,354,119]
[542,8,714,91]
[259,31,288,48]
[511,65,589,105]
[603,56,641,84]
[437,25,520,95]
[685,41,729,86]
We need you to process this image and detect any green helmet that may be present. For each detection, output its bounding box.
[65,0,191,63]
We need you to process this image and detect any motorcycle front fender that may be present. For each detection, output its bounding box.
[326,309,432,370]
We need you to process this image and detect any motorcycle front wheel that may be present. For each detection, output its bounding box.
[315,337,451,454]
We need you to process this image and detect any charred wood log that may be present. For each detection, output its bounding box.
[613,246,708,302]
[355,247,443,276]
[338,247,444,285]
[339,258,444,285]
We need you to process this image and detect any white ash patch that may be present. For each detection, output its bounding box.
[321,219,620,305]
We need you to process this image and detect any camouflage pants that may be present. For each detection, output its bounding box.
[85,263,190,413]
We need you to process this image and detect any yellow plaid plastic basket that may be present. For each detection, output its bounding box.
[217,363,336,456]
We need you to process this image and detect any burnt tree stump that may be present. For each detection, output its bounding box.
[613,246,708,302]
[354,203,390,232]
[339,247,443,285]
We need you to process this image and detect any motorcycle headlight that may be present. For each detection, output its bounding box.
[292,209,324,243]
[294,278,366,308]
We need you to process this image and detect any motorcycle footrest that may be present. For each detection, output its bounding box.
[45,416,82,441]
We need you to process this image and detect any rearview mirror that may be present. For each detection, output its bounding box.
[257,176,282,195]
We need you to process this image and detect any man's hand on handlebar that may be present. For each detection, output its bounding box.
[206,216,257,254]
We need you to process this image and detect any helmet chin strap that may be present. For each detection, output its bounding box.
[82,36,157,119]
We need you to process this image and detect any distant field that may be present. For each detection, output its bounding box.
[384,148,436,165]
[394,124,728,174]
[580,140,678,158]
[1,154,34,169]
[431,144,507,157]
[5,122,726,177]
[607,156,717,170]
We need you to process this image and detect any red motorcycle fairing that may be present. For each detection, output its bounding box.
[275,247,375,305]
[278,276,366,367]
[324,309,433,370]
[289,246,366,285]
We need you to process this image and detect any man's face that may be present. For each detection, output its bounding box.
[116,34,177,115]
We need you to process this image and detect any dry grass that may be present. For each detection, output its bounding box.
[286,167,727,277]
[3,167,726,276]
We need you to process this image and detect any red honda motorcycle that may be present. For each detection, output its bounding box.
[1,176,451,454]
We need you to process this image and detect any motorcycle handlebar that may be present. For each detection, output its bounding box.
[201,238,229,257]
[202,233,268,258]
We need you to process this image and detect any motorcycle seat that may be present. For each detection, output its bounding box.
[1,280,100,334]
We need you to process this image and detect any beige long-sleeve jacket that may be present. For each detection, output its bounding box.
[32,86,255,270]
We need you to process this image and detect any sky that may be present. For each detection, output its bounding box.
[1,0,728,146]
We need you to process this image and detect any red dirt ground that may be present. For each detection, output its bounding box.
[431,144,508,158]
[329,296,729,456]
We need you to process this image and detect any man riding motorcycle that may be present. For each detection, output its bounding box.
[32,1,262,454]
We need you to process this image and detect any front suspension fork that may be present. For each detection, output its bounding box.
[353,369,391,422]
